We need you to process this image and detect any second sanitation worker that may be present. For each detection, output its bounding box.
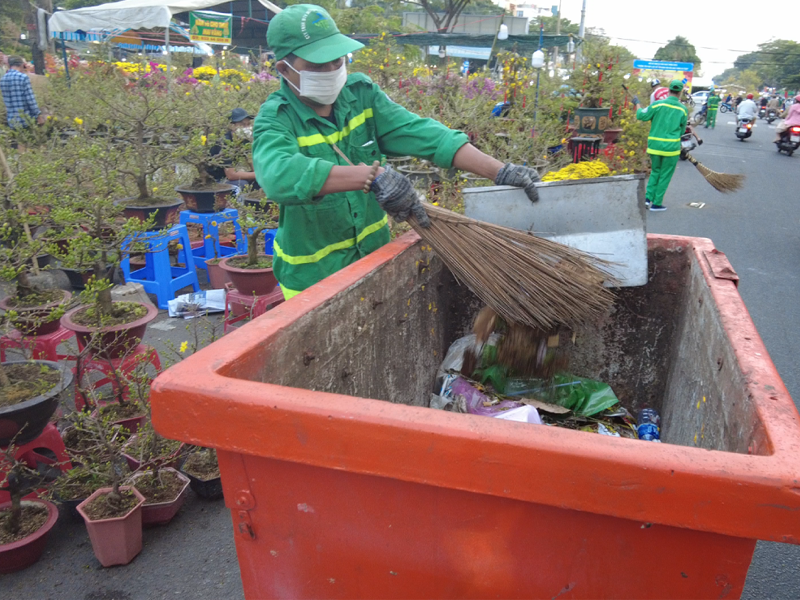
[253,4,540,300]
[634,79,688,212]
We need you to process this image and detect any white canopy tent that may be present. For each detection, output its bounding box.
[48,0,282,67]
[49,0,282,34]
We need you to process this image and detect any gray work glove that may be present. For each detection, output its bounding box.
[495,163,541,203]
[371,165,431,228]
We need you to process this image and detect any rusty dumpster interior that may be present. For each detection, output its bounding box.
[225,238,767,456]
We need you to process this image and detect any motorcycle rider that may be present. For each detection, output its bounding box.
[737,93,758,126]
[774,94,800,142]
[767,95,781,118]
[649,79,669,104]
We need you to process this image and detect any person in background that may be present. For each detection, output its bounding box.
[252,4,540,301]
[767,94,781,117]
[705,89,719,129]
[774,95,800,142]
[209,108,260,191]
[734,94,743,113]
[724,92,732,105]
[0,55,43,128]
[737,93,758,125]
[633,79,688,213]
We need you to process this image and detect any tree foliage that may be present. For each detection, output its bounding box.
[653,36,701,71]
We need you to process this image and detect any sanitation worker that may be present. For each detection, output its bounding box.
[252,4,541,300]
[705,89,720,129]
[633,79,688,212]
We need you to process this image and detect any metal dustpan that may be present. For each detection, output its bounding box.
[463,174,648,287]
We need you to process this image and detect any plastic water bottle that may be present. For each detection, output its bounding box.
[637,408,661,441]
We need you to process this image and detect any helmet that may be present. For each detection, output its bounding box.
[795,94,800,102]
[747,93,754,99]
[650,79,660,88]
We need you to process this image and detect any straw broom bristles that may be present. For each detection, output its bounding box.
[685,154,744,193]
[407,203,618,331]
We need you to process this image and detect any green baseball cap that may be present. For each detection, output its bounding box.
[267,4,364,64]
[669,79,684,92]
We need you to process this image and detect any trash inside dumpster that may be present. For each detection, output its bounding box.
[151,232,800,600]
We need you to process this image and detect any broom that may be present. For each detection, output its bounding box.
[335,150,618,332]
[684,153,745,193]
[407,203,618,332]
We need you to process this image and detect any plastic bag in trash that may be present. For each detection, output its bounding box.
[436,333,502,393]
[450,377,539,421]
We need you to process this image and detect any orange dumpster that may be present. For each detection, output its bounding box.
[151,233,800,599]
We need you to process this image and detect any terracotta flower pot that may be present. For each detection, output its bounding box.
[116,198,184,231]
[602,128,623,145]
[76,486,146,567]
[219,255,278,296]
[0,360,73,446]
[61,301,158,359]
[0,499,59,574]
[205,258,230,289]
[0,290,72,336]
[130,468,190,526]
[175,184,236,213]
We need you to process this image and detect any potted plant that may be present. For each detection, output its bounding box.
[180,447,223,500]
[51,66,184,230]
[219,194,279,295]
[74,413,145,567]
[172,83,238,213]
[0,145,72,336]
[125,419,190,526]
[0,441,60,573]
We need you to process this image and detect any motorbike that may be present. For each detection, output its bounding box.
[736,117,754,141]
[776,125,800,156]
[719,102,732,113]
[679,126,702,160]
[693,104,707,126]
[766,109,779,124]
[758,106,767,120]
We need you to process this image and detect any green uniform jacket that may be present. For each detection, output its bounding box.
[252,73,469,296]
[636,96,689,157]
[707,95,720,111]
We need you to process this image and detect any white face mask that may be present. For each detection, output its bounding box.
[283,61,347,106]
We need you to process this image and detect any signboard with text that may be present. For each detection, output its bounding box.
[189,12,232,45]
[633,59,694,95]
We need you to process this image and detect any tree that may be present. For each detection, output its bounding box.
[399,0,489,33]
[56,0,107,8]
[653,36,701,72]
[733,40,800,89]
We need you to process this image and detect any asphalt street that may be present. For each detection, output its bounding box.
[646,109,800,599]
[3,110,800,599]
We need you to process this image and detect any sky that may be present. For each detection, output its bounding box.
[554,1,800,82]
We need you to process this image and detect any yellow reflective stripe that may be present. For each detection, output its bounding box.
[281,286,302,301]
[273,215,388,265]
[648,136,681,142]
[656,103,688,114]
[296,109,374,147]
[647,148,681,157]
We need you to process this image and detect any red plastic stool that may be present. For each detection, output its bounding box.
[223,285,284,333]
[0,423,71,503]
[0,325,76,362]
[74,344,161,410]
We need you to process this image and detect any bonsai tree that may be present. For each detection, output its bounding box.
[0,142,69,330]
[49,64,180,208]
[228,191,279,269]
[0,439,59,542]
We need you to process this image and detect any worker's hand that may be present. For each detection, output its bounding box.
[632,96,640,106]
[371,166,431,228]
[698,139,704,145]
[494,163,540,203]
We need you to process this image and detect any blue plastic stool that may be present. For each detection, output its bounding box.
[236,227,277,256]
[121,225,200,309]
[180,208,239,273]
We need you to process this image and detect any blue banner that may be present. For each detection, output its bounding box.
[633,59,694,72]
